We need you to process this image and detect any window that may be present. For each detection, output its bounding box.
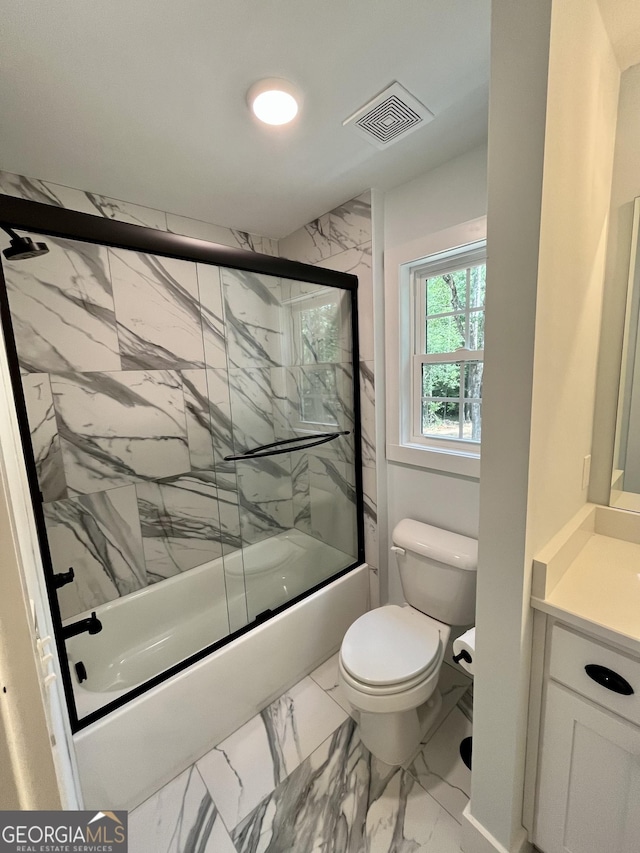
[286,287,349,432]
[413,245,486,449]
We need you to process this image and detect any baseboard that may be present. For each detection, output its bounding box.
[462,804,532,853]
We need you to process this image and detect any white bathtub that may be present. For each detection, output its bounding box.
[70,531,368,810]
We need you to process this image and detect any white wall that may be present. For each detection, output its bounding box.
[383,144,487,603]
[467,2,620,852]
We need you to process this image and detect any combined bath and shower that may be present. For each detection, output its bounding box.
[1,225,49,260]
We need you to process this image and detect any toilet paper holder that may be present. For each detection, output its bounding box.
[453,649,472,665]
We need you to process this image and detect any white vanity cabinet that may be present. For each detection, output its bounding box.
[533,623,640,853]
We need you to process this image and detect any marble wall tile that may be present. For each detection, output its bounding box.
[291,452,311,535]
[278,214,332,265]
[329,191,372,252]
[21,373,67,502]
[362,465,378,570]
[320,241,373,362]
[237,456,294,546]
[215,472,243,556]
[45,485,146,620]
[221,268,284,369]
[181,370,215,471]
[227,368,275,454]
[198,263,227,370]
[309,455,357,557]
[205,369,234,466]
[85,195,168,231]
[51,370,190,495]
[360,361,376,468]
[0,170,98,215]
[231,717,461,853]
[369,565,380,609]
[196,676,347,830]
[129,765,236,853]
[166,212,239,247]
[109,249,205,370]
[4,237,121,373]
[136,473,223,581]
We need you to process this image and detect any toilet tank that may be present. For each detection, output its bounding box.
[392,519,478,625]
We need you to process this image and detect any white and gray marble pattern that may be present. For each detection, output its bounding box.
[197,263,227,370]
[21,373,67,502]
[4,236,121,374]
[51,370,190,496]
[231,717,461,853]
[181,369,215,471]
[278,214,332,265]
[129,765,236,853]
[227,368,276,455]
[109,249,205,370]
[329,192,372,252]
[236,456,294,547]
[44,484,147,620]
[196,676,347,831]
[0,170,99,215]
[221,268,284,369]
[136,472,223,582]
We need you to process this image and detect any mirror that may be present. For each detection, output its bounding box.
[611,197,640,510]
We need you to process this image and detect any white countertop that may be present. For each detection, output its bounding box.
[532,514,640,656]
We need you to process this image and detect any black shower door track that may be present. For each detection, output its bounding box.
[0,193,366,732]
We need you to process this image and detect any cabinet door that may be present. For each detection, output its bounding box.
[534,681,640,853]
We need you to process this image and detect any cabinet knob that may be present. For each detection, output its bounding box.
[584,664,634,696]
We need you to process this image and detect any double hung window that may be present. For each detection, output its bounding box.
[410,242,486,453]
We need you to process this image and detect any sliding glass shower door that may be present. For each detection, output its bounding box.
[220,270,359,622]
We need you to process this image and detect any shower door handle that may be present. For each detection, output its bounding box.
[224,430,350,461]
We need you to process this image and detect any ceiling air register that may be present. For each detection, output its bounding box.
[343,81,434,149]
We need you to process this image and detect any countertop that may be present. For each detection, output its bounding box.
[531,506,640,657]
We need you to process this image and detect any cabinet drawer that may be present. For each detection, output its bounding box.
[549,625,640,726]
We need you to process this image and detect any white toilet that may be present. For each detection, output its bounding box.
[339,518,477,765]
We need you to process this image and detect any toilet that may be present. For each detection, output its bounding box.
[339,518,477,765]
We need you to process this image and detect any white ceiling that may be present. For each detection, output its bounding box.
[0,1,490,238]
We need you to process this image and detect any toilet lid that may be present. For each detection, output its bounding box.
[341,605,442,686]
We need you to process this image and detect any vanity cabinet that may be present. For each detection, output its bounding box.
[534,623,640,853]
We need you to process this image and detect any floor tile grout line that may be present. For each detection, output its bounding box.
[193,762,238,842]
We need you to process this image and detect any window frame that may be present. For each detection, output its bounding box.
[410,244,486,453]
[385,228,486,478]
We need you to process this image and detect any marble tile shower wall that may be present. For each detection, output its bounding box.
[0,170,301,623]
[278,193,378,601]
[0,170,366,625]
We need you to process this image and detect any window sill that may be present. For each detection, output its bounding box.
[386,442,480,478]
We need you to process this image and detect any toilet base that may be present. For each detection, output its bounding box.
[358,689,443,765]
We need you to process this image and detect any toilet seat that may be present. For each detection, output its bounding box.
[340,605,443,692]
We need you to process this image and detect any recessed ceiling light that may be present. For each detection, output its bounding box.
[247,78,300,126]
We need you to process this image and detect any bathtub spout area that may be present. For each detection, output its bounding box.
[62,611,103,640]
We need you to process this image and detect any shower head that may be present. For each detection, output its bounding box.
[1,226,49,261]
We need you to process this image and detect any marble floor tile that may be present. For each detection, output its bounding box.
[434,661,472,730]
[407,706,472,824]
[309,653,354,717]
[196,676,347,830]
[129,765,235,853]
[231,717,462,853]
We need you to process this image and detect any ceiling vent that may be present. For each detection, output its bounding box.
[343,81,434,149]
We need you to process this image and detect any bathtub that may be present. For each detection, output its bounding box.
[70,530,368,810]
